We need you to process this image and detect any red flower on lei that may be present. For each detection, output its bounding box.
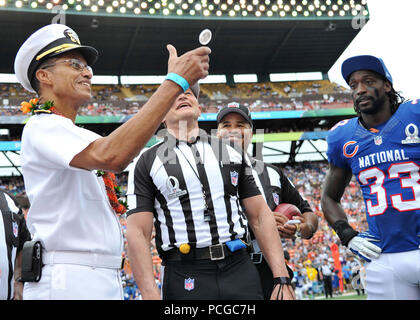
[21,99,128,216]
[21,98,56,115]
[97,170,128,215]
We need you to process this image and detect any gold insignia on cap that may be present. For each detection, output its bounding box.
[64,29,81,45]
[36,43,80,61]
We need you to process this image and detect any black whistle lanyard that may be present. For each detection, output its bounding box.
[176,142,212,222]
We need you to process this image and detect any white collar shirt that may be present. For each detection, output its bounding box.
[321,264,332,276]
[21,114,123,255]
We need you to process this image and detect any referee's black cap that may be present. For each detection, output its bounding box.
[216,102,253,128]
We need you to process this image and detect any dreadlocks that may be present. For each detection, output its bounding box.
[388,87,405,115]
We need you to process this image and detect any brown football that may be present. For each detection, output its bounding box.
[274,203,303,220]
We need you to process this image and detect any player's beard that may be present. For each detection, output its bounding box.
[354,88,388,115]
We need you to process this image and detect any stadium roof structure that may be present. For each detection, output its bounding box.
[0,1,368,78]
[0,0,370,19]
[0,2,367,174]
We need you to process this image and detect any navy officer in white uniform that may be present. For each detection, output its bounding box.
[14,23,210,299]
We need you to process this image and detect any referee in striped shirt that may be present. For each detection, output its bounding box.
[216,103,318,300]
[126,84,295,300]
[0,190,31,300]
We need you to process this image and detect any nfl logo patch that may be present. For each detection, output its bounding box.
[12,222,18,237]
[273,193,279,206]
[184,278,195,291]
[227,102,240,108]
[230,171,238,186]
[374,135,382,145]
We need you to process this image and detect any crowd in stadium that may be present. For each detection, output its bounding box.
[280,162,367,299]
[0,53,361,300]
[2,161,367,300]
[0,80,353,117]
[0,40,362,300]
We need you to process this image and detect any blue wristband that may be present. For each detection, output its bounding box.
[166,73,189,92]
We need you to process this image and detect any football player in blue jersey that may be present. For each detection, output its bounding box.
[321,55,420,300]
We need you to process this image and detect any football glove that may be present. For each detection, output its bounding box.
[347,231,382,262]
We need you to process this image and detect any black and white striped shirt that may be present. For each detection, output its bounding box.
[129,130,260,254]
[0,190,31,300]
[250,159,312,213]
[248,158,312,241]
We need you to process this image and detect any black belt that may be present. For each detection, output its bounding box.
[161,243,246,262]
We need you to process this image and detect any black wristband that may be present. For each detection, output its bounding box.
[332,220,359,247]
[273,277,292,285]
[273,277,292,300]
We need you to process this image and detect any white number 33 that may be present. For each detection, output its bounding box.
[358,162,420,216]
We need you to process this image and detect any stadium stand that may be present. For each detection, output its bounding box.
[0,76,358,300]
[0,162,367,300]
[0,80,353,116]
[0,0,370,300]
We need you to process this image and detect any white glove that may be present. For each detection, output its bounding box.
[348,232,382,262]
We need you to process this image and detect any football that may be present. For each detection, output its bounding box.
[274,203,303,220]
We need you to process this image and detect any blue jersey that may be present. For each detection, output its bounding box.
[326,100,420,253]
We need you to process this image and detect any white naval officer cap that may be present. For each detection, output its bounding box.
[14,24,98,93]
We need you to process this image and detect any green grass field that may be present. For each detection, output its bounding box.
[301,290,367,300]
[317,293,367,300]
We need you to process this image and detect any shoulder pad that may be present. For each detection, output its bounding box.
[400,99,420,116]
[327,117,357,144]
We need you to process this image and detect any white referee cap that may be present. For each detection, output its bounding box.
[14,24,98,93]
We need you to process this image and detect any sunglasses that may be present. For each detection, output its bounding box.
[41,58,93,75]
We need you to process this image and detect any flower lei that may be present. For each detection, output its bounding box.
[20,98,56,115]
[97,170,128,215]
[21,98,128,216]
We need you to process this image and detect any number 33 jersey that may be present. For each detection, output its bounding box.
[326,100,420,253]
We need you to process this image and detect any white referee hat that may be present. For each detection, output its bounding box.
[14,24,98,93]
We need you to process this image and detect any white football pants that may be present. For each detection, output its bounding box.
[365,249,420,300]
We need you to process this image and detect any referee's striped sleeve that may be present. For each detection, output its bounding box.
[127,151,156,216]
[238,153,261,200]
